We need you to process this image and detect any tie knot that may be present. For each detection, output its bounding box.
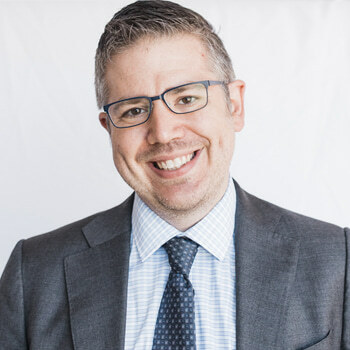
[164,237,198,276]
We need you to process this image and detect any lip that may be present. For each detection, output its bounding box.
[147,149,202,179]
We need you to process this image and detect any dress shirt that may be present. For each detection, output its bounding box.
[124,178,236,349]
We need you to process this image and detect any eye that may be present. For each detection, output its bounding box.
[128,108,143,115]
[178,96,196,105]
[123,107,147,118]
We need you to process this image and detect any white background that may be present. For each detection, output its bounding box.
[1,0,349,274]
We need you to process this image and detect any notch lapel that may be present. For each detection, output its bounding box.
[64,195,133,350]
[234,182,300,350]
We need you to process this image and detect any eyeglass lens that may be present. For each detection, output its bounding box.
[108,82,208,128]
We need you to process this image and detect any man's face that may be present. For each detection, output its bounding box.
[99,34,245,226]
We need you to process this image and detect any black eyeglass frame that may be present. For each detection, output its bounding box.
[103,80,225,129]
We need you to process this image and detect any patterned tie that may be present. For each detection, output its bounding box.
[152,237,199,350]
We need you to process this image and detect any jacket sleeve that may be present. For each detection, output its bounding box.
[343,228,350,349]
[0,240,28,349]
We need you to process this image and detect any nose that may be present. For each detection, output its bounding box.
[146,99,185,145]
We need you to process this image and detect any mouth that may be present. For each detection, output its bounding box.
[152,151,197,171]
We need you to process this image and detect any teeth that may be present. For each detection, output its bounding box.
[174,158,182,168]
[166,160,174,168]
[156,152,195,170]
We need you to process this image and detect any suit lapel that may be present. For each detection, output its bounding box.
[64,195,134,350]
[234,181,300,350]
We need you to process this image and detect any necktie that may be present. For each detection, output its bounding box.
[152,237,199,350]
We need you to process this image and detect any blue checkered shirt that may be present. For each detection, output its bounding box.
[124,178,236,349]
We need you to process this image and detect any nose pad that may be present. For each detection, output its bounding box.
[146,99,185,145]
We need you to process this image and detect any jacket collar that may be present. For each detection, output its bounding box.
[82,193,134,247]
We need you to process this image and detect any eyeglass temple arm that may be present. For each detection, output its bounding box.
[208,80,226,87]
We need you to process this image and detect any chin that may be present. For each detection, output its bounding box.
[153,189,210,214]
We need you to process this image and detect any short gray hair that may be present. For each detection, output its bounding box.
[95,0,235,109]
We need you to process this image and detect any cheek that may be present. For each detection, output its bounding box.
[110,130,145,167]
[218,132,235,155]
[214,117,236,160]
[110,133,131,168]
[189,109,235,154]
[211,113,236,147]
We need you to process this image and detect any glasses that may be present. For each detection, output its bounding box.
[103,80,225,129]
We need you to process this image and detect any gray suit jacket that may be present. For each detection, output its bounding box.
[0,181,349,350]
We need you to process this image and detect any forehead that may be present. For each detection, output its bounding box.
[104,34,216,100]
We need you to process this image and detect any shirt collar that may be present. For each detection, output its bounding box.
[132,177,236,263]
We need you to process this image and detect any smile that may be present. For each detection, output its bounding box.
[153,152,196,171]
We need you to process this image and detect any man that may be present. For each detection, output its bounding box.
[0,1,348,349]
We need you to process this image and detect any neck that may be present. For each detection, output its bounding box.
[145,180,229,232]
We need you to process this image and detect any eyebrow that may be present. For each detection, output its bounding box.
[167,84,202,94]
[118,97,149,105]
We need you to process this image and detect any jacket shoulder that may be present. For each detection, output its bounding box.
[21,194,134,262]
[236,182,345,241]
[23,212,98,257]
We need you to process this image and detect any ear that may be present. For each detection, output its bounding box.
[99,112,111,134]
[227,80,245,132]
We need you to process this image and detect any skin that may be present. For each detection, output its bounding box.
[99,34,245,231]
